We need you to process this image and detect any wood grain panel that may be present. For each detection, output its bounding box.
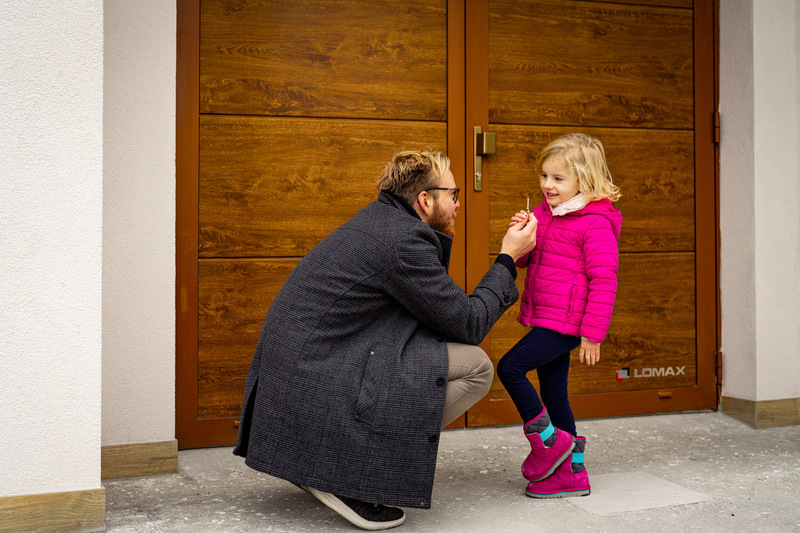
[198,258,299,418]
[489,0,693,128]
[488,125,694,254]
[488,252,696,400]
[0,489,105,533]
[756,398,800,428]
[584,0,692,7]
[720,396,756,427]
[200,0,447,119]
[101,440,179,480]
[722,397,800,429]
[199,116,447,257]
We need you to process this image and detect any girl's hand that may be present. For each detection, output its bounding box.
[500,211,538,261]
[509,210,531,227]
[579,339,600,365]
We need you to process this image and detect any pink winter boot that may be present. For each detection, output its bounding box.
[525,436,590,498]
[521,408,574,481]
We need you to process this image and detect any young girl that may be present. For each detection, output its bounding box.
[497,133,622,499]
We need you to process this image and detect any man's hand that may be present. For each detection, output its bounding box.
[500,211,537,262]
[579,339,600,365]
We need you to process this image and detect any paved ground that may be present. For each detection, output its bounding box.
[104,411,800,532]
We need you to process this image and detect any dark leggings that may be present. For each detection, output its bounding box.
[497,327,581,437]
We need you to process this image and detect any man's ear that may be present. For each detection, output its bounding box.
[416,190,433,217]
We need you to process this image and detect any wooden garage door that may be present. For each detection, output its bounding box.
[465,0,717,425]
[177,0,717,447]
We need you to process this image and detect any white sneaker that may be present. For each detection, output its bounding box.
[299,484,406,530]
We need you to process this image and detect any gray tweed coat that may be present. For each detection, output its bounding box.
[233,191,518,508]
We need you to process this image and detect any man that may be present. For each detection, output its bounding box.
[234,150,537,530]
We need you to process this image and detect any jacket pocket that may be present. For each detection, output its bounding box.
[354,349,388,424]
[566,283,576,319]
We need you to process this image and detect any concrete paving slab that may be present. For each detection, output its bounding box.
[103,411,800,532]
[568,471,712,515]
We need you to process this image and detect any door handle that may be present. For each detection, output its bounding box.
[473,126,496,191]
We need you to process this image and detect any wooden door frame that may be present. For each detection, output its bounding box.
[177,0,248,448]
[464,0,720,425]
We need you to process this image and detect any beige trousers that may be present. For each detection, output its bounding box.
[441,342,494,427]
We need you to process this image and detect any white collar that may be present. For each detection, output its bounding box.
[550,193,588,216]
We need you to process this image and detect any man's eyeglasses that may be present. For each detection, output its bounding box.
[426,187,460,204]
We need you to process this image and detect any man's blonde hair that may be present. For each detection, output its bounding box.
[376,149,451,205]
[537,133,621,202]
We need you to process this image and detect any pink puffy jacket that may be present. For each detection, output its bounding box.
[515,198,622,344]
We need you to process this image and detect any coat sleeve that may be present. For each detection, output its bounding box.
[579,217,619,343]
[383,230,518,345]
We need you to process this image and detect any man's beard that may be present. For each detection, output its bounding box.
[428,201,457,238]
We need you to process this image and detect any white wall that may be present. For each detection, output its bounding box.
[720,0,758,402]
[720,0,800,403]
[0,1,104,497]
[752,1,800,401]
[102,0,176,446]
[2,0,797,503]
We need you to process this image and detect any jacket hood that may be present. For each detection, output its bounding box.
[545,197,622,241]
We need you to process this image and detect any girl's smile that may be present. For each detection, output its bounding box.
[540,156,581,207]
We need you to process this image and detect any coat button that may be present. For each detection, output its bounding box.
[429,434,439,443]
[436,377,446,386]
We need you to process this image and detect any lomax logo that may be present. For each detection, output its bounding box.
[616,366,686,381]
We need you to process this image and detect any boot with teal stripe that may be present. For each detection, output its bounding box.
[525,436,591,498]
[521,407,574,481]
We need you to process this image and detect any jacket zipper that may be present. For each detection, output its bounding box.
[532,215,554,278]
[528,215,555,327]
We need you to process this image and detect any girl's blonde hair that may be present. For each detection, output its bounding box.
[537,133,621,202]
